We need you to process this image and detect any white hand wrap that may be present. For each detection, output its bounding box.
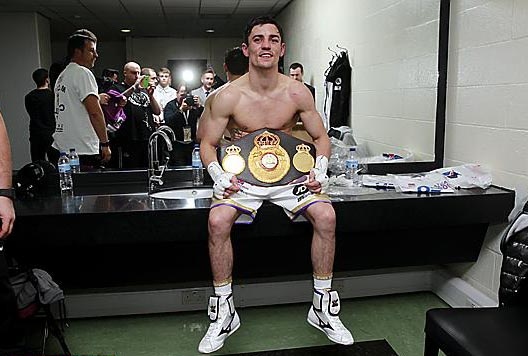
[207,161,235,199]
[311,155,329,193]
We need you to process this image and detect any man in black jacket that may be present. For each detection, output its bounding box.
[24,68,55,162]
[289,62,316,102]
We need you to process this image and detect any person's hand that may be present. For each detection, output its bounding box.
[305,155,329,194]
[117,96,127,107]
[146,83,155,97]
[99,93,110,105]
[100,146,111,163]
[180,101,190,112]
[0,197,15,239]
[208,161,240,199]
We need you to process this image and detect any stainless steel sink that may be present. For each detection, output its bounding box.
[149,187,213,200]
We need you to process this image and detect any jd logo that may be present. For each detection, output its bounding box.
[293,184,308,196]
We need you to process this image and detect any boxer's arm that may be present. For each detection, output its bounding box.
[293,82,330,192]
[198,91,230,167]
[296,89,330,158]
[198,88,240,198]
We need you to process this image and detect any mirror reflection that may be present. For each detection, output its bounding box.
[2,0,447,174]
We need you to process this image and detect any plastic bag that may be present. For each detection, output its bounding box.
[390,172,455,193]
[431,164,492,189]
[102,89,127,132]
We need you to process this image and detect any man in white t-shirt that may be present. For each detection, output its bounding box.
[51,29,110,169]
[153,67,176,125]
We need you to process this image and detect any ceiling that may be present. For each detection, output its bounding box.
[0,0,293,41]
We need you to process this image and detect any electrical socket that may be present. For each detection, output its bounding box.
[182,289,206,305]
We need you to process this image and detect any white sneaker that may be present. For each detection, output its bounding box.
[307,289,354,345]
[198,294,241,354]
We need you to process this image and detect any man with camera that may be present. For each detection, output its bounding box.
[163,83,202,165]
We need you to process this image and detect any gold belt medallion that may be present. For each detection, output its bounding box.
[248,131,290,183]
[221,145,245,175]
[292,143,315,173]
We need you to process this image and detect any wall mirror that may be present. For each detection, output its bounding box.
[278,0,449,175]
[4,0,449,179]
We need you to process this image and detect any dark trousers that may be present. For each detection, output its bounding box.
[29,137,55,163]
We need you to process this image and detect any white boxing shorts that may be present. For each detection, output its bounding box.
[210,177,331,224]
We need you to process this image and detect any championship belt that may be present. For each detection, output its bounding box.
[217,128,316,187]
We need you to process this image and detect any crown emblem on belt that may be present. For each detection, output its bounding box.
[254,130,280,148]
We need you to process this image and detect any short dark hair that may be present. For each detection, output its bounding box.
[289,62,304,73]
[32,68,48,87]
[67,29,97,58]
[224,47,249,76]
[243,16,284,45]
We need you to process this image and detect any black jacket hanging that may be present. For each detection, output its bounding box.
[324,51,351,128]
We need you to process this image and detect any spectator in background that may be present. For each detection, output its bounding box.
[164,83,201,165]
[24,68,55,162]
[289,62,316,102]
[191,68,215,107]
[153,67,177,125]
[51,29,111,169]
[109,62,160,168]
[97,68,119,93]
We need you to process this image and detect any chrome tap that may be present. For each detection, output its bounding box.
[148,129,174,192]
[157,125,176,142]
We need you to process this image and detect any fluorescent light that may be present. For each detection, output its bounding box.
[205,29,215,33]
[120,29,131,33]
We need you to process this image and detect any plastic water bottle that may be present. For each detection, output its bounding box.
[68,148,80,173]
[57,151,73,193]
[191,144,204,186]
[345,147,360,186]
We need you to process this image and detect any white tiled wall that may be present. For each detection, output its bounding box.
[445,0,528,301]
[280,0,528,301]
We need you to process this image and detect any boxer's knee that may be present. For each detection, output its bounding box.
[208,205,238,237]
[307,202,336,232]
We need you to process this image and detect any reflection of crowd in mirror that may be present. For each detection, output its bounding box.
[42,37,240,170]
[164,83,202,166]
[106,62,160,169]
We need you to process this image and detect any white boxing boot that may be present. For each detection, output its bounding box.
[198,294,240,354]
[307,289,354,345]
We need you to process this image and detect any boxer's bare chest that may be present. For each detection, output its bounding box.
[230,89,299,133]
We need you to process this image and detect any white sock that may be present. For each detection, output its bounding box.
[214,282,232,297]
[314,277,332,292]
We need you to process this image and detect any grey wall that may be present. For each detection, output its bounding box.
[0,12,51,169]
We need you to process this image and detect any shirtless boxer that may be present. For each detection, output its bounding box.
[197,16,354,354]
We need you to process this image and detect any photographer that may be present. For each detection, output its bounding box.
[163,83,202,165]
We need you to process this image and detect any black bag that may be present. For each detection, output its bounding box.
[499,200,528,306]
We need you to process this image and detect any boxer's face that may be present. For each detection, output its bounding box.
[244,23,285,70]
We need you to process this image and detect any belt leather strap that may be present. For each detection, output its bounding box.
[217,128,316,187]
